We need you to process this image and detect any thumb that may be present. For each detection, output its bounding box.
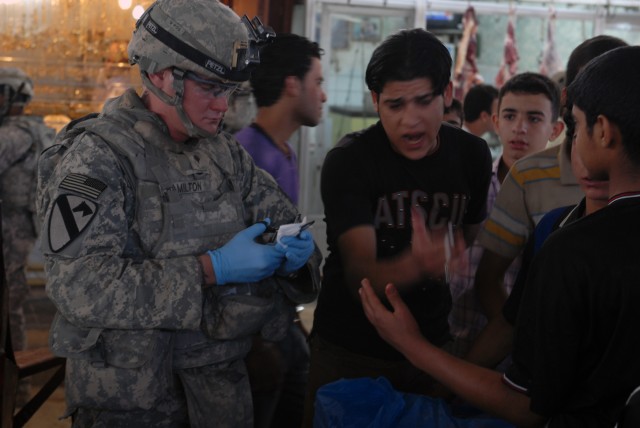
[242,219,269,239]
[298,230,312,241]
[384,283,406,311]
[411,207,428,239]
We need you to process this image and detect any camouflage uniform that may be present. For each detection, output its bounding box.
[37,89,321,427]
[0,114,53,353]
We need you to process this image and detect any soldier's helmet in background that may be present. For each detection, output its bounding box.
[0,67,34,108]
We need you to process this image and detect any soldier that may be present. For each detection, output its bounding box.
[0,67,54,398]
[36,1,321,427]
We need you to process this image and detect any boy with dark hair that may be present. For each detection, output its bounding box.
[235,33,326,206]
[462,83,498,137]
[361,45,640,427]
[250,34,324,109]
[302,28,492,426]
[443,98,464,128]
[561,35,628,159]
[448,72,563,358]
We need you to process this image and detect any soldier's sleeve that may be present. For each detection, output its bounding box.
[231,137,322,303]
[0,125,33,174]
[39,134,203,331]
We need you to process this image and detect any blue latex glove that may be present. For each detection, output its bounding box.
[275,230,315,276]
[208,220,285,285]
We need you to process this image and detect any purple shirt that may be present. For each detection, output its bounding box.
[235,124,299,205]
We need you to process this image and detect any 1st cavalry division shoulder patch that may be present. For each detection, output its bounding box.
[48,194,97,252]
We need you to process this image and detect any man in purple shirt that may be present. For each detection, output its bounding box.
[234,33,326,428]
[235,33,326,205]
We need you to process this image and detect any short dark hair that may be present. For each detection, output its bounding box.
[498,72,561,121]
[250,33,323,108]
[565,35,628,89]
[463,84,498,122]
[568,46,640,166]
[445,98,464,121]
[562,35,628,153]
[365,29,451,96]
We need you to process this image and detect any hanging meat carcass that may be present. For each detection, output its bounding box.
[539,8,562,77]
[495,9,519,88]
[453,6,480,101]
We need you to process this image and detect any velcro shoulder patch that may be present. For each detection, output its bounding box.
[48,195,97,252]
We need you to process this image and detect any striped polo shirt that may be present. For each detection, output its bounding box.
[477,142,583,259]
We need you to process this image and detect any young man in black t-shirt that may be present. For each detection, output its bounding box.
[302,29,492,427]
[360,46,640,427]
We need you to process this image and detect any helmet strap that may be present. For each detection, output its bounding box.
[171,69,218,139]
[140,70,218,140]
[0,85,12,124]
[140,71,178,106]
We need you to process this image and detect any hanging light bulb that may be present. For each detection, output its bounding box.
[118,0,132,10]
[132,5,145,20]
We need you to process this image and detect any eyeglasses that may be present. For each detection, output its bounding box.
[183,71,239,99]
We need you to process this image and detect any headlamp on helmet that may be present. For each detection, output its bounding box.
[234,16,275,73]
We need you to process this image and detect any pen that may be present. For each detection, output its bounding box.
[298,220,315,233]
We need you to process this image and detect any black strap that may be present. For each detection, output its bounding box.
[140,12,250,82]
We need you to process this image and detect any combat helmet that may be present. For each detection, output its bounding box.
[0,67,34,109]
[127,0,274,138]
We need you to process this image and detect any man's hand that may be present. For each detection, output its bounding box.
[207,220,285,285]
[276,230,315,276]
[359,278,423,354]
[411,207,466,281]
[360,280,544,428]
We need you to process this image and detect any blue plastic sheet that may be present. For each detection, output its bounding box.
[314,377,515,428]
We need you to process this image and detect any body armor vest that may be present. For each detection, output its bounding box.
[39,106,303,411]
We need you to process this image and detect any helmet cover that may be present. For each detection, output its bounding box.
[0,67,34,106]
[127,0,253,83]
